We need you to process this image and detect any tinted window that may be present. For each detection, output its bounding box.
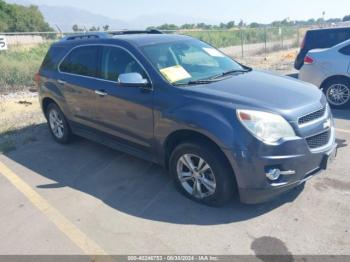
[41,46,66,71]
[307,29,350,49]
[339,45,350,55]
[101,46,146,82]
[60,46,99,77]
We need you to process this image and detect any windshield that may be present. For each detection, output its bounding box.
[141,39,245,85]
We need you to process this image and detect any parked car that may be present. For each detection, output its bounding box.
[299,39,350,108]
[295,27,350,70]
[37,31,337,206]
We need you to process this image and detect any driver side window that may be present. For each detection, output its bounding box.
[101,46,146,82]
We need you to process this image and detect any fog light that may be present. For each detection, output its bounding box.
[266,168,281,181]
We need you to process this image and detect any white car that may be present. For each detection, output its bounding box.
[299,39,350,109]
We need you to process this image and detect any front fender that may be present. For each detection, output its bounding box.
[154,100,238,156]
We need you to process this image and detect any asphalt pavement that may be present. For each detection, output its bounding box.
[0,109,349,256]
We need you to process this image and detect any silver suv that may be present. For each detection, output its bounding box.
[299,39,350,109]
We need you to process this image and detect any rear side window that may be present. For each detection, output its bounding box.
[339,45,350,55]
[40,46,66,71]
[60,46,100,77]
[307,30,350,49]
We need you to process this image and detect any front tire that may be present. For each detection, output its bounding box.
[323,78,350,109]
[169,142,235,206]
[45,103,72,144]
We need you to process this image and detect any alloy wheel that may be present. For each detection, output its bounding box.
[48,109,64,139]
[326,83,350,106]
[176,154,216,199]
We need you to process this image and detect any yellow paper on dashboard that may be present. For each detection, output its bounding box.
[160,65,191,83]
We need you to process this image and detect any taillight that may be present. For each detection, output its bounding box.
[304,55,314,64]
[34,73,41,87]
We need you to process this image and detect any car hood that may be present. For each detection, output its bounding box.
[185,70,326,121]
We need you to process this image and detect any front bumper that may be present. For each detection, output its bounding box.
[238,143,337,204]
[223,127,337,204]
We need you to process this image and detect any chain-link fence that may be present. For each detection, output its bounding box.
[0,26,307,57]
[170,26,305,58]
[0,26,307,91]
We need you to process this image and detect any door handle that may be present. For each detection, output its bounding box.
[57,79,66,85]
[95,90,108,96]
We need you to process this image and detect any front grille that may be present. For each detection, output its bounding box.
[298,106,326,125]
[306,130,331,149]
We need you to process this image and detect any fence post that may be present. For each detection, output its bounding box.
[281,27,284,49]
[297,26,300,46]
[264,27,267,58]
[240,28,244,58]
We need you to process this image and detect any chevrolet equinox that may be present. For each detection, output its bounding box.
[37,30,337,206]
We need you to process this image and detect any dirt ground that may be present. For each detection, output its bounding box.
[0,92,45,153]
[236,48,298,75]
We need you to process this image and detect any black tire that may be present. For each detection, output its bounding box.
[323,78,350,109]
[169,141,236,207]
[45,103,73,144]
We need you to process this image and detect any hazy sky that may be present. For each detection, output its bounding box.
[11,0,350,23]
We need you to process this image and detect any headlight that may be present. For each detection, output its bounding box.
[237,109,296,144]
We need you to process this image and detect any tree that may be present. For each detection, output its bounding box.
[226,21,235,29]
[238,20,245,27]
[249,22,260,28]
[326,18,341,23]
[180,24,195,30]
[196,23,211,30]
[307,18,316,24]
[219,23,227,29]
[0,0,53,32]
[343,15,350,22]
[89,26,100,31]
[103,25,110,31]
[154,24,178,30]
[316,18,325,24]
[72,24,81,32]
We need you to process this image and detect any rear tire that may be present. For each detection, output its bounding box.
[323,78,350,109]
[45,103,73,144]
[169,141,235,207]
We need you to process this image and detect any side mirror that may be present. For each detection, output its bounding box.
[118,73,150,87]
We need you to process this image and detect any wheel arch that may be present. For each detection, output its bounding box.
[320,75,350,90]
[163,129,236,180]
[42,97,58,115]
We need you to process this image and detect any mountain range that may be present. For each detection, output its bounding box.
[6,0,219,31]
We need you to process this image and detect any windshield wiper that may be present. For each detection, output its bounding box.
[173,67,252,86]
[210,68,252,80]
[173,78,220,86]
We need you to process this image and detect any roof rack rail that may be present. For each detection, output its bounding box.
[60,30,163,42]
[60,32,109,41]
[109,29,163,35]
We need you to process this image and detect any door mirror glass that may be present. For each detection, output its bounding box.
[118,73,149,86]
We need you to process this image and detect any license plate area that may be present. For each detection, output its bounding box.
[321,146,337,170]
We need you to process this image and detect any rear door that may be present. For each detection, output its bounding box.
[58,45,101,128]
[93,45,154,151]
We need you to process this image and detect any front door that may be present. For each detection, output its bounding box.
[93,46,154,152]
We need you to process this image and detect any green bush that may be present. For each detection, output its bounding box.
[0,43,50,91]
